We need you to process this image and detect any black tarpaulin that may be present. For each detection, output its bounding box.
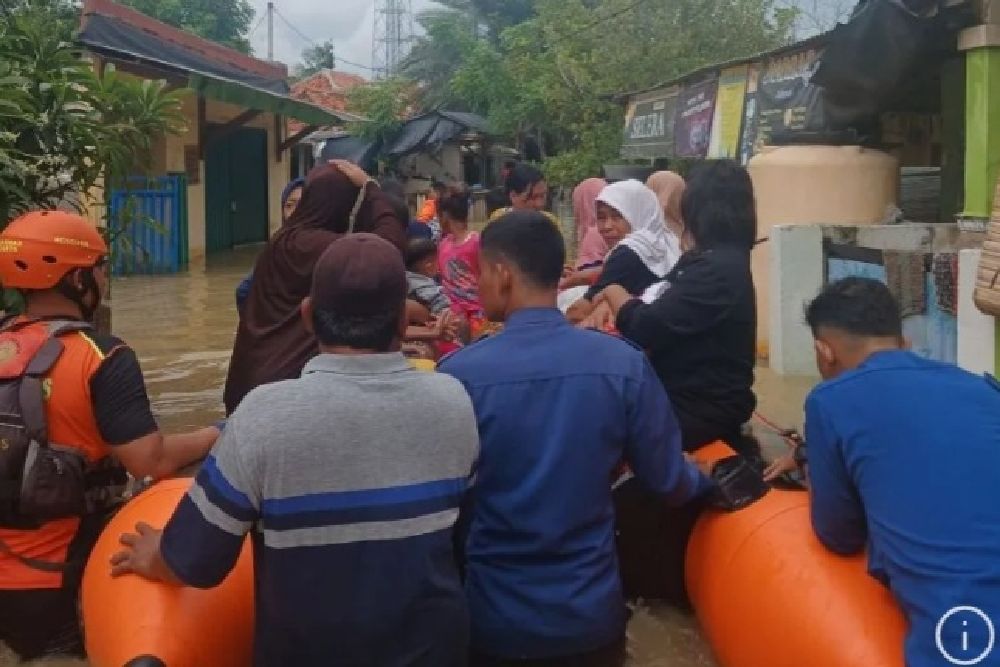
[812,0,960,131]
[384,111,491,157]
[319,136,380,172]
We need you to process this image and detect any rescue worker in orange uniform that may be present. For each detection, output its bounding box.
[0,211,219,662]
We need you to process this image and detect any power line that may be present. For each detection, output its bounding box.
[272,7,379,72]
[549,0,653,45]
[248,12,267,42]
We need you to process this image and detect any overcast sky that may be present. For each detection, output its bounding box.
[245,0,848,80]
[246,0,438,79]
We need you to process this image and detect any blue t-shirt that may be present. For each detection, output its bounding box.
[806,350,1000,667]
[439,308,710,659]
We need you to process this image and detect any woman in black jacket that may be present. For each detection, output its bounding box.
[595,160,757,453]
[596,161,759,606]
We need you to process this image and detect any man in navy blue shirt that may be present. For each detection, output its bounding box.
[803,277,1000,667]
[439,212,711,666]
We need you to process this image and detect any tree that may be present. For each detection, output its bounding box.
[295,41,336,79]
[777,0,853,37]
[0,6,185,222]
[346,78,413,145]
[0,4,185,321]
[414,0,796,185]
[117,0,254,53]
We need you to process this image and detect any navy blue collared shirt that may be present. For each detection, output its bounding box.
[807,350,1000,667]
[439,307,710,659]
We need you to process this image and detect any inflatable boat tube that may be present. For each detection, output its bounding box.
[82,478,254,667]
[686,442,907,667]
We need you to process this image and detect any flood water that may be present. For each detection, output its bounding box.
[2,247,817,667]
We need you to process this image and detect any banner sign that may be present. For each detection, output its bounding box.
[674,77,718,158]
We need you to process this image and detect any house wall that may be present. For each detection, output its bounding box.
[397,145,464,184]
[156,93,290,263]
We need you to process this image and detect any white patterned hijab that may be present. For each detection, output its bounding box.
[596,179,681,279]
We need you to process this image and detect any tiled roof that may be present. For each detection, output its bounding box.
[289,69,367,132]
[80,0,287,81]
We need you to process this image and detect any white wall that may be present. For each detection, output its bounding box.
[770,225,824,376]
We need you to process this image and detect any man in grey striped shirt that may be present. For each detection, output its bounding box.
[112,234,479,667]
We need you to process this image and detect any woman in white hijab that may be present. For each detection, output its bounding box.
[564,179,681,323]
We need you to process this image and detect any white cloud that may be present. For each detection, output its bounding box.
[247,0,439,79]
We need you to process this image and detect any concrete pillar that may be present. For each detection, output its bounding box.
[959,27,1000,219]
[959,26,1000,374]
[769,224,824,376]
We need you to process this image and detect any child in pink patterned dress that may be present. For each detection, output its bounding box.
[437,185,484,335]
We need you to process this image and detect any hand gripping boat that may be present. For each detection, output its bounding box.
[81,478,254,667]
[686,442,907,667]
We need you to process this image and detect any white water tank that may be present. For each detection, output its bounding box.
[749,145,900,359]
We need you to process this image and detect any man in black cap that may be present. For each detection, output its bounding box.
[111,234,480,667]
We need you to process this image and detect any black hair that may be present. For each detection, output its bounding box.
[431,179,448,195]
[505,163,545,196]
[406,238,438,270]
[438,184,471,222]
[481,211,565,289]
[502,159,517,171]
[805,277,903,339]
[312,309,400,351]
[681,160,757,250]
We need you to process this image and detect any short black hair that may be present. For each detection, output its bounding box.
[431,179,448,194]
[438,184,471,221]
[681,160,757,250]
[406,238,438,270]
[481,211,564,288]
[502,159,517,171]
[312,308,400,351]
[805,277,903,338]
[506,163,545,196]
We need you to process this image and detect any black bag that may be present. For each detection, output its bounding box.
[0,320,96,529]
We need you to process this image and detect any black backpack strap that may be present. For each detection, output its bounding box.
[19,336,67,448]
[18,319,91,447]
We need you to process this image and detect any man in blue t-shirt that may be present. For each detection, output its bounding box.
[801,277,1000,667]
[439,212,711,666]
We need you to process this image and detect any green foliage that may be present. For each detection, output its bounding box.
[403,0,796,186]
[296,40,336,79]
[346,78,412,144]
[0,6,186,223]
[117,0,254,53]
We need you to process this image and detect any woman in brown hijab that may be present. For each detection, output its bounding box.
[223,161,406,414]
[645,171,687,243]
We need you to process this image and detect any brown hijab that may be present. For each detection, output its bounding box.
[223,164,406,414]
[645,171,686,238]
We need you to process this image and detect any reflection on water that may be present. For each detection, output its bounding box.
[1,248,818,667]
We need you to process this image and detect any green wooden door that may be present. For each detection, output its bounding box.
[204,127,269,252]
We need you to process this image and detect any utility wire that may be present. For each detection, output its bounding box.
[248,12,267,42]
[273,7,379,72]
[548,0,653,45]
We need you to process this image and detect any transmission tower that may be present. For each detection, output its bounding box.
[372,0,414,80]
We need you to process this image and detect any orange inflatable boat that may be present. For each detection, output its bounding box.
[686,441,907,667]
[82,478,254,667]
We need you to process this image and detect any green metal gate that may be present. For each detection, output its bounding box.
[205,126,269,252]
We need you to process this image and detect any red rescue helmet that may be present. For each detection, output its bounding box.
[0,211,108,290]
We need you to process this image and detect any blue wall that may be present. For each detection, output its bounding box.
[827,258,957,364]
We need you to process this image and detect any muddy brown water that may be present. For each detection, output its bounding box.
[1,247,815,667]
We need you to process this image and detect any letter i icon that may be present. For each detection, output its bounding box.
[963,620,969,652]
